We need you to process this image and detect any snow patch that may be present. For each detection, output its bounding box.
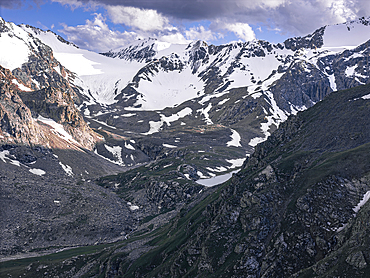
[121,113,136,117]
[327,74,337,91]
[345,65,357,77]
[0,27,30,70]
[0,150,10,163]
[361,94,370,100]
[206,166,228,173]
[142,107,192,135]
[124,142,135,150]
[12,79,32,91]
[249,91,287,147]
[217,98,230,106]
[227,129,242,147]
[199,91,229,105]
[54,53,102,76]
[0,150,21,166]
[197,103,213,125]
[197,171,208,179]
[163,143,177,148]
[92,119,117,129]
[130,67,205,110]
[127,202,139,211]
[104,145,124,165]
[94,148,124,166]
[37,116,80,145]
[24,26,143,105]
[59,161,74,176]
[196,170,239,187]
[226,158,246,168]
[353,191,370,213]
[29,168,46,176]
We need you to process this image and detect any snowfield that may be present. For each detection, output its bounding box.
[130,67,205,111]
[196,170,240,187]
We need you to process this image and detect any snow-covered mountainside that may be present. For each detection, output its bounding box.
[25,17,370,116]
[22,17,370,175]
[0,18,99,150]
[0,15,367,183]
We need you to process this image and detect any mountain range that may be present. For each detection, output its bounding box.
[0,15,369,277]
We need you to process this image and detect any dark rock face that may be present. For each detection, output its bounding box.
[19,87,97,149]
[270,60,331,111]
[284,26,325,51]
[102,38,157,62]
[0,66,46,145]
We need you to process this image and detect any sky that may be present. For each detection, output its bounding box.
[0,0,369,53]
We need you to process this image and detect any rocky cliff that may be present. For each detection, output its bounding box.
[0,17,98,150]
[0,66,46,145]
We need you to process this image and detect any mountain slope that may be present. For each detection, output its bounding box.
[0,17,99,150]
[2,80,369,278]
[19,19,369,202]
[23,17,370,177]
[106,83,370,278]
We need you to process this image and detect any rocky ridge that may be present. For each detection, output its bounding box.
[0,65,46,145]
[0,17,98,149]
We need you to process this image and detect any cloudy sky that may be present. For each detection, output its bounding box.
[0,0,369,52]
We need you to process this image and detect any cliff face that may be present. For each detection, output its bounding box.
[0,17,98,150]
[0,66,46,145]
[19,86,97,150]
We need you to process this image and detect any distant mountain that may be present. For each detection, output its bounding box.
[20,16,370,178]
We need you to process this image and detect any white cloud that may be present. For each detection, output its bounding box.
[44,0,370,49]
[105,5,192,44]
[159,31,189,44]
[266,0,363,35]
[51,0,84,8]
[185,26,221,42]
[106,5,169,32]
[58,13,190,51]
[59,13,139,52]
[8,0,370,41]
[321,0,357,21]
[223,22,256,42]
[48,0,369,52]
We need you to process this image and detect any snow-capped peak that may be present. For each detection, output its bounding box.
[322,16,370,49]
[0,17,33,71]
[103,37,189,63]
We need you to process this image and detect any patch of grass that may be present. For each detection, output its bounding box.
[0,243,115,277]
